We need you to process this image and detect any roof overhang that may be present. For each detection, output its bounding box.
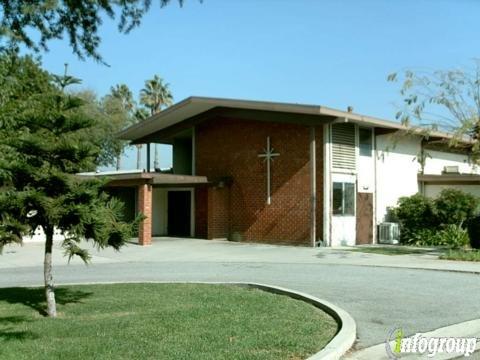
[78,171,209,187]
[418,173,480,185]
[118,96,453,144]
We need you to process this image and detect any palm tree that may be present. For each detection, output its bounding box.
[107,84,136,170]
[140,75,173,170]
[133,107,150,170]
[109,84,135,113]
[51,63,81,92]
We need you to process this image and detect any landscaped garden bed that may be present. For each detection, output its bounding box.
[0,283,338,360]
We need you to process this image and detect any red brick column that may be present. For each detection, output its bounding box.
[137,183,152,245]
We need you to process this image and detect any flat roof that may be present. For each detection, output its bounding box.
[118,96,453,142]
[78,171,209,186]
[418,174,480,184]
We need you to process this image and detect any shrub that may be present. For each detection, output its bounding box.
[436,224,470,249]
[434,189,480,226]
[393,190,480,248]
[403,228,439,246]
[394,194,437,242]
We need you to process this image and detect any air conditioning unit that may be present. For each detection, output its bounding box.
[378,223,400,244]
[443,165,460,174]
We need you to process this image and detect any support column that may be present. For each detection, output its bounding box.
[310,126,316,247]
[138,183,152,245]
[146,143,151,172]
[323,123,331,246]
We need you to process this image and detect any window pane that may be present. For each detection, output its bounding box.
[344,183,355,215]
[332,182,343,215]
[359,128,372,157]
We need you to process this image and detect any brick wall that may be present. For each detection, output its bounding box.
[207,186,230,239]
[137,183,152,245]
[196,117,323,246]
[194,187,208,238]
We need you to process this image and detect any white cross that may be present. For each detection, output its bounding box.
[258,136,280,205]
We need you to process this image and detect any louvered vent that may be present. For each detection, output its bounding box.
[332,123,356,170]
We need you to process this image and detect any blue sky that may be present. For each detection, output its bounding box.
[37,0,480,170]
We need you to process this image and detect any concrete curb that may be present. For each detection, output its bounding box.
[44,280,356,360]
[316,262,480,276]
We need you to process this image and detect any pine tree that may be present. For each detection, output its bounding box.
[0,53,139,317]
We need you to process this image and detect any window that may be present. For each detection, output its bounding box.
[332,182,355,216]
[359,128,372,157]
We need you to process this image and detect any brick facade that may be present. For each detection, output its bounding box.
[195,117,323,246]
[137,183,152,245]
[207,186,230,239]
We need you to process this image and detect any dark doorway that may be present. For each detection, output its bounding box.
[167,191,191,237]
[356,192,373,245]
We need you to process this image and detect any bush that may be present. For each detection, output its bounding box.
[400,224,469,248]
[434,189,480,226]
[394,194,437,243]
[393,190,480,248]
[436,224,470,249]
[403,228,439,246]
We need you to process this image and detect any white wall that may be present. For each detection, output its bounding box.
[23,227,65,243]
[152,188,168,236]
[375,134,480,224]
[423,150,480,175]
[375,135,421,223]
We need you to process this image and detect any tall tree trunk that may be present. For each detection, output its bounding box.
[136,144,142,170]
[154,144,159,170]
[116,154,121,171]
[44,226,57,317]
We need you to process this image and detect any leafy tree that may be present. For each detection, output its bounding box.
[0,53,139,317]
[140,75,173,169]
[388,61,480,163]
[0,0,190,63]
[70,90,131,169]
[104,84,137,169]
[0,51,52,104]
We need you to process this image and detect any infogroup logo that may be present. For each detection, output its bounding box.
[385,327,477,358]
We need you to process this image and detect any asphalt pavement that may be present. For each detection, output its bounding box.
[1,238,480,349]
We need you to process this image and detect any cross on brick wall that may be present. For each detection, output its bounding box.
[258,136,280,205]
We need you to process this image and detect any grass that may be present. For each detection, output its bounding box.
[439,249,480,262]
[345,245,436,256]
[0,283,337,360]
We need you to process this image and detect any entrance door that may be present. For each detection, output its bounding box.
[167,190,191,237]
[356,192,373,245]
[331,174,356,246]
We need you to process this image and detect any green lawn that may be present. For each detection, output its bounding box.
[0,283,337,360]
[439,249,480,262]
[345,246,436,256]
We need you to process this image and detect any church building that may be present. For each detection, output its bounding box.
[95,97,480,247]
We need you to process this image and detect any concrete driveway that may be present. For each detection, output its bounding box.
[1,238,480,349]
